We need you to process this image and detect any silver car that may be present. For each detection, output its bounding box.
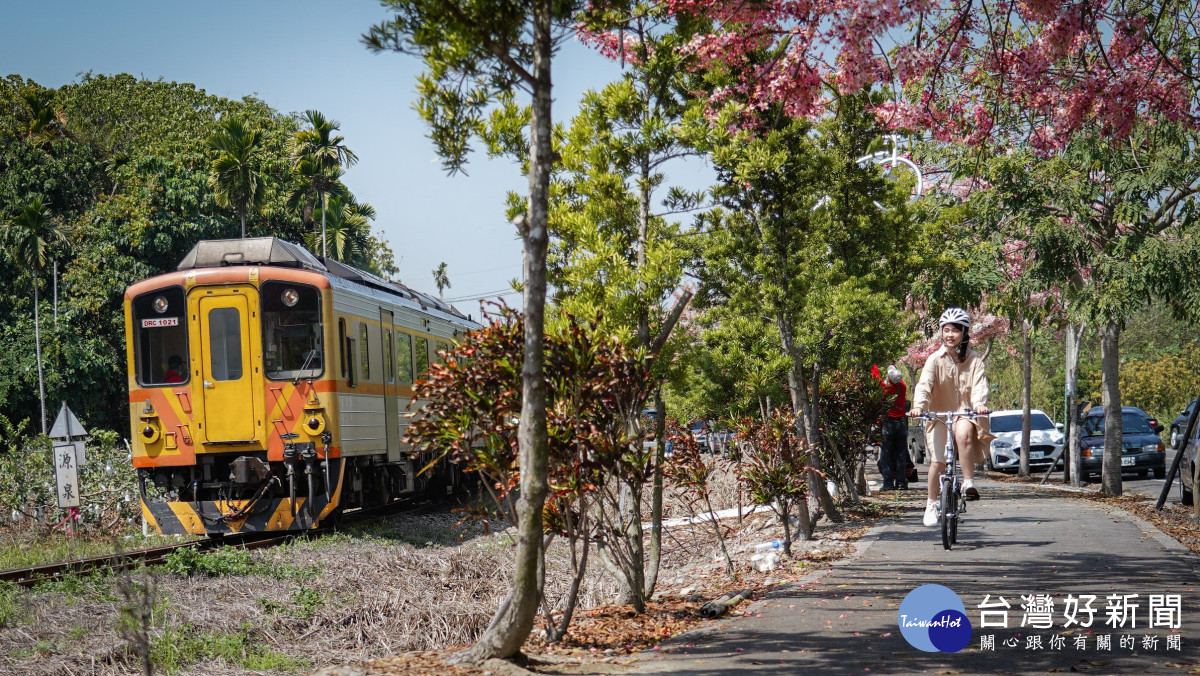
[986,409,1065,473]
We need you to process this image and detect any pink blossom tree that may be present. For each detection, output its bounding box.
[655,0,1195,147]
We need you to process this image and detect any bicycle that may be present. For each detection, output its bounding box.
[909,410,987,550]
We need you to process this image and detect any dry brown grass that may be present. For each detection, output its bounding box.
[0,465,886,675]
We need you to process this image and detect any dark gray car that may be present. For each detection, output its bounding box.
[1079,407,1166,481]
[1170,398,1197,449]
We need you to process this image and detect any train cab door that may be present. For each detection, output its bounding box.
[381,308,400,462]
[192,288,259,443]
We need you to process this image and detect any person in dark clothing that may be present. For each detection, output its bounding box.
[875,364,909,490]
[163,355,187,384]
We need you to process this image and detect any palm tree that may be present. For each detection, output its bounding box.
[207,117,268,238]
[289,110,358,258]
[286,158,347,233]
[302,197,376,263]
[432,262,451,299]
[21,90,67,148]
[1,198,68,434]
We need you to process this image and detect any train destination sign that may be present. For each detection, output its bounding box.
[141,317,179,328]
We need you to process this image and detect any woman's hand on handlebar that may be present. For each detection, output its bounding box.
[908,407,923,417]
[974,406,989,415]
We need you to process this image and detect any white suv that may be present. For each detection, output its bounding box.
[986,409,1065,473]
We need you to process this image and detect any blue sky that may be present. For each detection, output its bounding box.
[1,0,709,308]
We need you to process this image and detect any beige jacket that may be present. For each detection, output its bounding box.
[913,346,992,463]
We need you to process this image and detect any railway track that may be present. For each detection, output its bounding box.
[0,498,445,589]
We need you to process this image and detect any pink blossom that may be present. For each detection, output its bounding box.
[595,1,1198,150]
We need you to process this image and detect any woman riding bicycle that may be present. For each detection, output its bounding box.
[909,307,991,527]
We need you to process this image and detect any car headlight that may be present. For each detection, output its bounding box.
[993,441,1012,449]
[1143,443,1161,453]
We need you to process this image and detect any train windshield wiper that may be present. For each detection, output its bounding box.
[293,349,318,385]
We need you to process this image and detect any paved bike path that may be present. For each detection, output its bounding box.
[627,479,1200,674]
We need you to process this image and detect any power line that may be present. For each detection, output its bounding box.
[443,288,520,303]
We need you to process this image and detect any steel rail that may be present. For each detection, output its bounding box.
[0,498,444,588]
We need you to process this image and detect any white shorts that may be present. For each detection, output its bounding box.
[926,417,980,464]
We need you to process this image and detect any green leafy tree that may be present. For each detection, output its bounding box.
[668,306,790,423]
[289,110,358,259]
[207,116,268,238]
[2,198,68,433]
[532,60,696,602]
[405,304,654,640]
[953,123,1200,495]
[0,74,395,435]
[818,368,891,493]
[734,411,811,556]
[301,196,375,265]
[694,93,923,522]
[364,0,602,660]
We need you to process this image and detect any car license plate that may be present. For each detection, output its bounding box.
[1030,451,1044,459]
[1121,456,1135,467]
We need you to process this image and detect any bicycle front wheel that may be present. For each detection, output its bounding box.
[940,481,953,550]
[949,497,959,544]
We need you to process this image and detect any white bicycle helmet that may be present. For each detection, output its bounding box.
[938,307,971,329]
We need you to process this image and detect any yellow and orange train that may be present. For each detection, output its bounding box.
[125,238,477,535]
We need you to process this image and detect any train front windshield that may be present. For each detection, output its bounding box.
[261,281,323,380]
[133,287,189,386]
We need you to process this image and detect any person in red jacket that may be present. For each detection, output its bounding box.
[163,355,187,384]
[875,364,909,490]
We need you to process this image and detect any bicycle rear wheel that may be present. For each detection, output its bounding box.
[940,480,953,550]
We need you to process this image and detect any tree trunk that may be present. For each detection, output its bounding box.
[644,389,665,597]
[450,3,552,664]
[1065,323,1084,487]
[319,190,327,259]
[1019,319,1032,477]
[1099,320,1123,496]
[34,279,46,435]
[810,360,851,512]
[774,313,843,524]
[614,478,647,612]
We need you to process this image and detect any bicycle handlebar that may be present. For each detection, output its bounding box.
[907,410,990,421]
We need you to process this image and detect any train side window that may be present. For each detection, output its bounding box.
[132,287,189,387]
[359,323,370,380]
[346,335,358,387]
[396,332,413,385]
[338,318,348,378]
[435,340,450,364]
[208,307,244,381]
[415,337,430,378]
[385,330,395,384]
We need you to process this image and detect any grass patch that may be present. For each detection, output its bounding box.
[256,587,327,618]
[291,587,325,618]
[151,623,309,674]
[161,548,316,580]
[0,580,26,627]
[0,530,200,571]
[31,569,120,602]
[13,639,60,658]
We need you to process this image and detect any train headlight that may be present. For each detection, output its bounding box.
[141,423,161,444]
[281,288,300,307]
[152,295,169,313]
[305,415,326,435]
